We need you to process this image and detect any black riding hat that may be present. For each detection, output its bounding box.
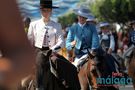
[40,0,58,9]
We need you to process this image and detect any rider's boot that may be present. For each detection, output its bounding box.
[124,56,130,73]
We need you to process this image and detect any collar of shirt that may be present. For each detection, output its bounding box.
[41,18,51,26]
[101,32,110,35]
[101,33,111,40]
[78,22,86,28]
[40,18,53,31]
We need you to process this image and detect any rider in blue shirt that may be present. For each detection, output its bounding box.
[66,7,99,89]
[66,7,99,65]
[123,20,135,72]
[128,20,135,46]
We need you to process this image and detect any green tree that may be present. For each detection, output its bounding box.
[58,13,77,28]
[90,0,135,24]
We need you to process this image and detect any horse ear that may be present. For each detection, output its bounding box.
[47,49,52,56]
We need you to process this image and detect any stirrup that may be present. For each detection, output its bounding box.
[76,65,81,72]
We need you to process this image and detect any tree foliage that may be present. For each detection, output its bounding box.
[58,13,77,28]
[90,0,135,24]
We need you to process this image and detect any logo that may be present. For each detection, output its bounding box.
[96,72,132,86]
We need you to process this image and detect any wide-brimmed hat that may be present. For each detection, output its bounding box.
[40,0,58,9]
[73,7,91,18]
[99,22,110,28]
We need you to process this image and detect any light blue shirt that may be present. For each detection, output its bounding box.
[66,23,99,51]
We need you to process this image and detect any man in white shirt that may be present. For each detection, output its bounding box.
[28,4,64,51]
[27,0,64,89]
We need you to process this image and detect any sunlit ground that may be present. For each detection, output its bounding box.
[120,85,134,90]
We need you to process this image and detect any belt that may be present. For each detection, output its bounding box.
[37,47,50,51]
[81,48,91,53]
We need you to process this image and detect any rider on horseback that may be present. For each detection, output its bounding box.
[123,20,135,72]
[99,22,115,54]
[66,6,99,90]
[66,6,99,67]
[98,22,118,73]
[27,0,65,89]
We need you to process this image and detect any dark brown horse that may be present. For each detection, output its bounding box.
[19,50,80,90]
[20,54,98,90]
[20,54,97,90]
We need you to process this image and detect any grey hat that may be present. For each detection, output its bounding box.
[99,22,110,27]
[73,7,91,18]
[86,15,95,22]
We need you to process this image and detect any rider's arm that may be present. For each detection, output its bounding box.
[50,23,65,51]
[66,26,75,51]
[109,35,115,52]
[91,24,100,50]
[66,26,75,61]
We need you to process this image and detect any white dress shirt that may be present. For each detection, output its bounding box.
[27,18,64,51]
[78,22,86,28]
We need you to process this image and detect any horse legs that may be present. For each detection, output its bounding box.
[78,70,89,90]
[87,69,98,90]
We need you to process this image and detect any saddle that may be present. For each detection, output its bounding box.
[75,53,96,71]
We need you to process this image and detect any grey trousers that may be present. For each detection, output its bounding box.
[123,44,135,59]
[122,44,135,68]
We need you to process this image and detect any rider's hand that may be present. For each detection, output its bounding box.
[69,57,74,62]
[67,50,74,62]
[107,48,112,54]
[71,40,76,47]
[50,52,58,63]
[90,49,97,56]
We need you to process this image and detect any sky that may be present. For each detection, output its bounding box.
[17,0,80,21]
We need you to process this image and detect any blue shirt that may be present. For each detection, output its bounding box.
[129,29,135,45]
[66,23,99,51]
